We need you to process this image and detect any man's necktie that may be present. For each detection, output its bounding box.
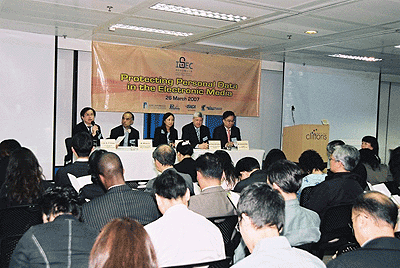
[123,131,129,146]
[196,127,200,142]
[227,128,231,142]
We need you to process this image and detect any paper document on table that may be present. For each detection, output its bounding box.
[116,136,124,145]
[369,183,391,197]
[391,195,400,206]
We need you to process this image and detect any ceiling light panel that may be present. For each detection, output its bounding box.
[328,53,382,62]
[109,23,193,37]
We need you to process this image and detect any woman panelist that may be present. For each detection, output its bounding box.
[153,113,178,147]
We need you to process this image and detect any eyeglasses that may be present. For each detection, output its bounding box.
[348,214,361,233]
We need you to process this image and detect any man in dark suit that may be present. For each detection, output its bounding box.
[181,111,210,149]
[327,191,400,268]
[109,111,140,147]
[81,151,159,232]
[213,111,241,149]
[72,107,103,146]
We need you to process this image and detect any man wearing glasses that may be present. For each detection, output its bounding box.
[213,111,241,149]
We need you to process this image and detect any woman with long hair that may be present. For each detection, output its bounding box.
[153,113,178,147]
[89,218,158,268]
[359,148,392,185]
[214,150,239,190]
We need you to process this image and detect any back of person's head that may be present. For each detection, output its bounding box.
[353,191,398,229]
[0,139,21,159]
[40,186,83,219]
[238,182,284,231]
[214,150,236,183]
[362,136,379,155]
[89,218,158,268]
[327,139,345,157]
[266,159,302,193]
[176,141,193,156]
[89,149,107,185]
[196,153,223,180]
[359,148,380,170]
[389,146,400,181]
[97,152,124,180]
[153,169,187,199]
[152,144,176,166]
[5,147,43,204]
[222,110,235,119]
[332,144,360,171]
[235,157,260,178]
[262,149,286,170]
[80,107,96,117]
[72,132,93,157]
[298,149,325,174]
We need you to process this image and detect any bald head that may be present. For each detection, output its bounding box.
[97,152,124,188]
[152,144,176,166]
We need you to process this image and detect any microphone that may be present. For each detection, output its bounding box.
[291,105,296,125]
[91,121,102,138]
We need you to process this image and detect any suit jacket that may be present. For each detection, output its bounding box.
[72,121,102,146]
[188,186,236,218]
[54,160,90,188]
[233,169,267,193]
[153,126,178,147]
[146,168,194,195]
[10,214,98,268]
[212,125,241,148]
[327,237,400,268]
[181,123,210,148]
[109,125,140,147]
[174,157,197,182]
[81,184,160,232]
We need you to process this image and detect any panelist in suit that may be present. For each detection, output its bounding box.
[109,111,140,147]
[213,111,241,149]
[81,151,159,232]
[327,191,400,268]
[181,111,210,149]
[153,112,178,147]
[72,107,102,146]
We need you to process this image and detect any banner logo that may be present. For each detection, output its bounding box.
[176,57,193,69]
[305,129,328,140]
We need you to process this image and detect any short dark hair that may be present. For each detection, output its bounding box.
[327,140,345,156]
[235,157,260,177]
[89,149,107,184]
[152,144,176,166]
[80,107,96,118]
[176,141,193,156]
[195,153,223,180]
[267,160,302,193]
[0,139,21,158]
[153,169,187,199]
[238,182,285,231]
[40,186,83,218]
[72,132,93,157]
[353,191,398,229]
[223,111,235,120]
[97,152,124,179]
[298,150,325,174]
[262,149,286,170]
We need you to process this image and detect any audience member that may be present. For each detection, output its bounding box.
[89,218,158,268]
[267,160,321,246]
[174,141,197,182]
[146,144,194,195]
[0,147,52,208]
[297,149,327,197]
[153,112,178,147]
[0,139,21,189]
[109,111,140,147]
[361,135,380,158]
[10,186,98,267]
[231,183,325,268]
[327,191,400,268]
[81,151,159,231]
[181,111,210,149]
[233,157,266,193]
[188,153,236,217]
[303,145,364,217]
[326,140,345,158]
[389,146,400,184]
[145,170,225,267]
[359,148,392,185]
[72,107,102,146]
[262,148,286,170]
[214,150,239,190]
[212,110,241,149]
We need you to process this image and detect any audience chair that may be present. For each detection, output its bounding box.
[125,180,148,191]
[299,186,314,206]
[294,242,316,254]
[333,242,360,259]
[64,137,73,166]
[0,204,43,267]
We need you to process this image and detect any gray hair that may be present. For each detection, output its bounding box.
[332,144,360,171]
[193,111,203,118]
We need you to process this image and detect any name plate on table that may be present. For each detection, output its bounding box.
[237,141,249,150]
[209,140,221,150]
[138,139,153,150]
[100,139,116,150]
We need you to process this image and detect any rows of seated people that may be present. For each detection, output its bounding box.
[0,133,399,268]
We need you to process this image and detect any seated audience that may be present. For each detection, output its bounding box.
[233,157,266,193]
[81,151,159,232]
[109,111,140,147]
[153,112,178,147]
[303,145,364,217]
[327,191,400,268]
[262,148,286,170]
[359,148,392,185]
[231,183,325,268]
[73,107,102,146]
[212,111,241,149]
[297,149,327,197]
[145,170,225,267]
[326,140,345,158]
[0,139,21,189]
[214,150,239,190]
[89,218,158,268]
[181,111,210,149]
[188,153,236,218]
[146,144,193,195]
[267,160,321,246]
[389,146,400,185]
[0,147,52,209]
[174,141,197,182]
[10,186,98,267]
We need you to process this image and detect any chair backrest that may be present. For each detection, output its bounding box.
[319,204,353,239]
[64,137,73,165]
[299,186,314,206]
